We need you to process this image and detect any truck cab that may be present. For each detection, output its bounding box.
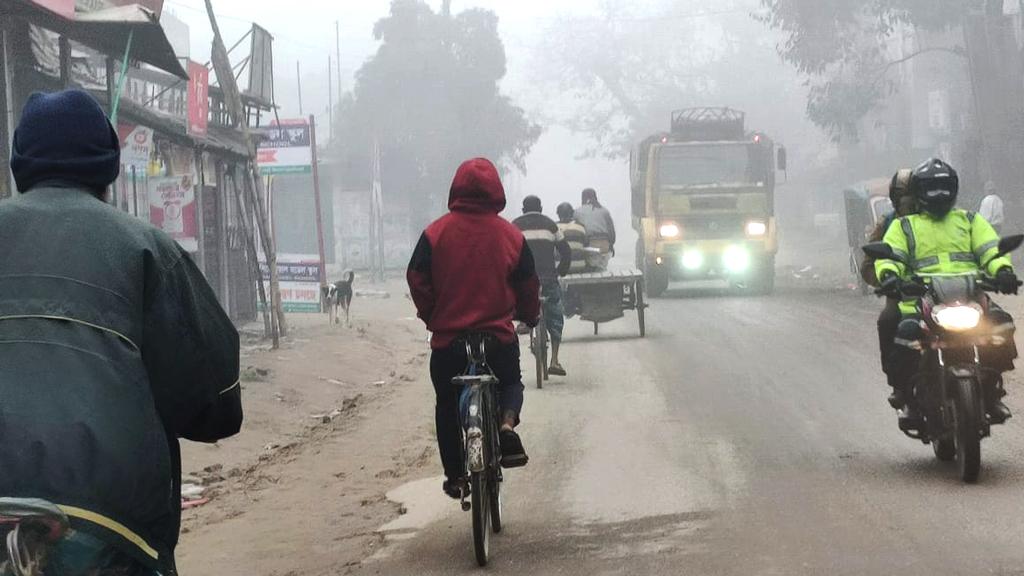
[631,108,786,296]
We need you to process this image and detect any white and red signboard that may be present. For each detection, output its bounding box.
[256,119,312,175]
[187,61,209,137]
[257,253,322,313]
[149,175,198,252]
[117,123,153,171]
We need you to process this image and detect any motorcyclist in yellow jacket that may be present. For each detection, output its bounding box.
[875,158,1018,425]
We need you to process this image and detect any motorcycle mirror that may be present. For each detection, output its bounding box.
[862,242,895,261]
[996,234,1024,258]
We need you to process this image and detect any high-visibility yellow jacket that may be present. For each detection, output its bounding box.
[875,209,1012,314]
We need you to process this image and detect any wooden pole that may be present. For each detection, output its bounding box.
[204,0,286,344]
[237,165,271,336]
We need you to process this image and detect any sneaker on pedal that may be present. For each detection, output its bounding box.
[443,477,470,500]
[499,430,529,468]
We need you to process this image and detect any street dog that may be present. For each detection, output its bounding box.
[322,271,355,327]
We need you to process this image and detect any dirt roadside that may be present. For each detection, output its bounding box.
[175,279,440,576]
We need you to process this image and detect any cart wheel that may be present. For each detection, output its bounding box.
[636,280,646,337]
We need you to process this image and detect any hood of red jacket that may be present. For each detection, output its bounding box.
[448,158,506,214]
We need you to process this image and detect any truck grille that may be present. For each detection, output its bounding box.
[679,217,745,239]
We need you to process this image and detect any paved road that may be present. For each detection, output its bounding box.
[357,285,1024,576]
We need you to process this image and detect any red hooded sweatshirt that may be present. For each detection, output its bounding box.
[407,158,540,349]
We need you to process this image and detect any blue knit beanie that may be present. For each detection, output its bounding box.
[10,90,120,193]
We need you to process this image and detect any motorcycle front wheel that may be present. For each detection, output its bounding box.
[953,377,983,483]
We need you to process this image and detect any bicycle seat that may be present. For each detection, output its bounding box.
[452,332,498,348]
[0,498,69,541]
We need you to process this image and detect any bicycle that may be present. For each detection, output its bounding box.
[452,334,504,567]
[528,298,548,389]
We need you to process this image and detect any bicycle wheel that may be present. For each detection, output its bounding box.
[534,326,544,389]
[471,471,490,566]
[541,324,549,382]
[489,467,502,533]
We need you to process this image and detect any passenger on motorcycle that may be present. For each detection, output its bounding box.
[875,158,1018,425]
[407,158,540,500]
[867,169,917,408]
[0,90,242,575]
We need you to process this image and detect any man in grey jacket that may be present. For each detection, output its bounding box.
[576,188,616,256]
[0,90,241,575]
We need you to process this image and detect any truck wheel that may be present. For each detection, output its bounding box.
[757,257,776,295]
[647,268,669,297]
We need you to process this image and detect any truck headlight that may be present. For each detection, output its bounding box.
[745,220,768,237]
[659,223,681,239]
[723,245,751,273]
[682,250,703,270]
[932,304,982,332]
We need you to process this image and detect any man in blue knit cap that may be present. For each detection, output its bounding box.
[0,90,242,575]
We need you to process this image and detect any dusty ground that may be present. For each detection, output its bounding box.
[176,278,439,576]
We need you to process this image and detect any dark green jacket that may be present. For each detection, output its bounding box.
[0,187,242,573]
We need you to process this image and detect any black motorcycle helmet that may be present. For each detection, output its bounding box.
[556,202,574,222]
[910,158,959,218]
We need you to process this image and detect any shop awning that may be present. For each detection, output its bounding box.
[2,1,188,79]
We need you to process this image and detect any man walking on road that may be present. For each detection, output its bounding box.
[514,196,572,376]
[407,158,539,499]
[0,90,242,575]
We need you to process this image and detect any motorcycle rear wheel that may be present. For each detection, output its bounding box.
[953,377,983,483]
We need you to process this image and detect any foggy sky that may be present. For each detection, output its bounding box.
[165,0,814,249]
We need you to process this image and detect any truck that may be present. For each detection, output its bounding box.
[630,107,786,296]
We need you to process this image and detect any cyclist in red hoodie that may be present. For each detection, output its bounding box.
[407,158,540,499]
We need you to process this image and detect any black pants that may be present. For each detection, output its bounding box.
[430,341,524,480]
[883,301,1018,393]
[878,298,902,389]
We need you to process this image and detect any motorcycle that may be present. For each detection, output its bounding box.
[863,235,1024,483]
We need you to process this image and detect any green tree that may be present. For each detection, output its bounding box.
[533,0,812,159]
[758,0,986,140]
[332,0,541,226]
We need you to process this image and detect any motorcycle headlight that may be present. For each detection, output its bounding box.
[745,220,768,237]
[932,304,982,332]
[659,223,681,239]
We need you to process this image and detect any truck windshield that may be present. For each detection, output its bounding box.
[656,144,757,190]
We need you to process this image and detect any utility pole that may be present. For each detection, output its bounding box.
[335,21,342,99]
[204,0,287,345]
[296,60,303,115]
[328,56,333,142]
